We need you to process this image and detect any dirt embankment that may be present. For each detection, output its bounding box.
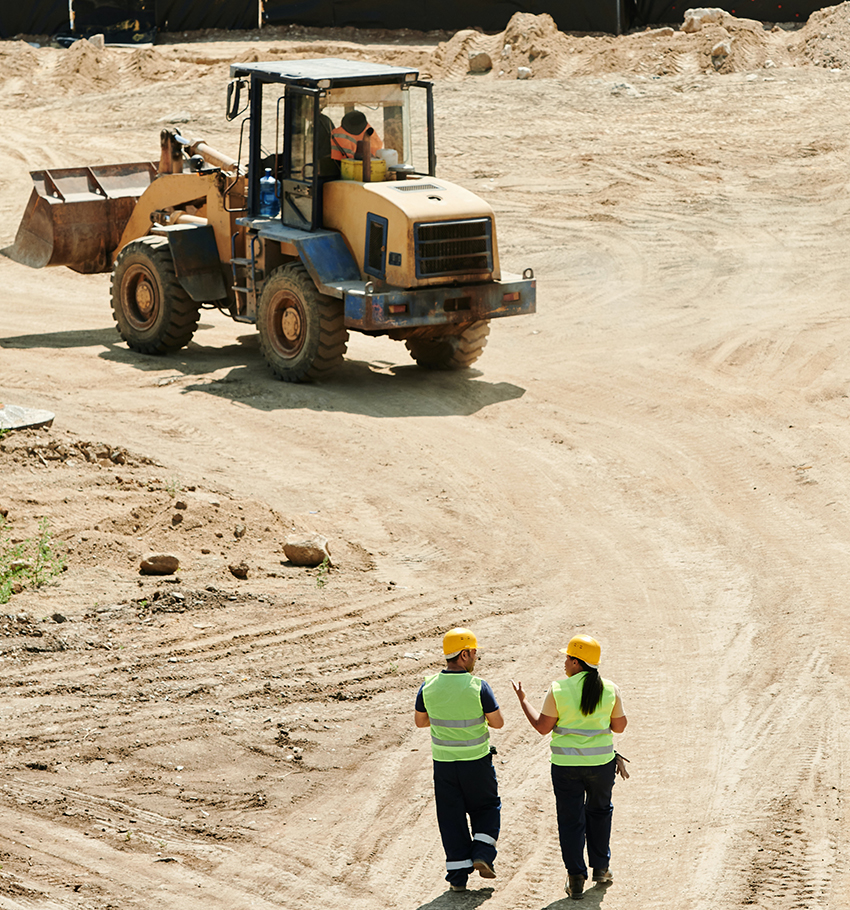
[4,4,850,98]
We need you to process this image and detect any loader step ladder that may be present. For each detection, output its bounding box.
[230,232,261,322]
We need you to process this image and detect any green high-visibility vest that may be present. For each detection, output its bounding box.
[422,672,490,762]
[550,673,616,766]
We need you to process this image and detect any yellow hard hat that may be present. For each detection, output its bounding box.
[443,627,478,657]
[560,634,601,668]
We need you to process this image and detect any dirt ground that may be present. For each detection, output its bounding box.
[2,5,850,908]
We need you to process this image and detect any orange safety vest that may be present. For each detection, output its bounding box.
[330,126,383,161]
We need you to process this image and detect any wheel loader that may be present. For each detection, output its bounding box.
[2,58,535,382]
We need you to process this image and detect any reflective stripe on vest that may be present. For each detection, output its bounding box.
[429,715,485,728]
[550,673,616,766]
[330,127,382,160]
[551,744,614,757]
[430,732,490,748]
[422,672,490,762]
[331,128,358,159]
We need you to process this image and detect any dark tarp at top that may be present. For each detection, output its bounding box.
[0,0,68,39]
[73,0,156,40]
[543,0,629,33]
[634,0,825,24]
[155,0,260,31]
[265,0,630,34]
[0,0,831,44]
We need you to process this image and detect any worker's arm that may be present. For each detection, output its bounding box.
[485,708,504,729]
[610,691,627,733]
[414,709,430,728]
[511,680,558,735]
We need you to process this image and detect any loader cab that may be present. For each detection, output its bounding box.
[228,58,436,232]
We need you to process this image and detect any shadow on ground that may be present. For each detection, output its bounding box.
[0,327,121,349]
[414,885,494,910]
[1,324,526,418]
[540,880,613,909]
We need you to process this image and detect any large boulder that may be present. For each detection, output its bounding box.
[283,534,331,567]
[140,553,179,575]
[682,8,725,32]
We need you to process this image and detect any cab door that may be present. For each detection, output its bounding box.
[281,87,321,231]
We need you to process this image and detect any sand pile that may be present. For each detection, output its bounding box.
[0,41,40,79]
[125,46,202,82]
[1,6,850,98]
[789,0,850,67]
[429,14,572,80]
[0,39,210,98]
[428,10,825,78]
[52,39,122,93]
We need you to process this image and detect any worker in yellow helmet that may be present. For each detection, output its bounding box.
[512,634,628,900]
[415,628,504,893]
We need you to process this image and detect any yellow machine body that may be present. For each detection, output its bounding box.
[322,175,501,288]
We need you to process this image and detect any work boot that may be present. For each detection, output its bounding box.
[566,874,586,899]
[449,883,468,892]
[592,868,613,883]
[473,859,496,879]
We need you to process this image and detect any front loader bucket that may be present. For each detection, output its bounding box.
[2,162,157,274]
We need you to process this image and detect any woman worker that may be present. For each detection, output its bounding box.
[512,634,628,900]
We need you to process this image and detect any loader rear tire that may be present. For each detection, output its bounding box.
[111,236,200,354]
[257,262,348,382]
[405,320,490,370]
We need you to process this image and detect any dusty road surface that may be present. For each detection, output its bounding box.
[3,7,850,909]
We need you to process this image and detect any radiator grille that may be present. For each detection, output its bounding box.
[415,218,493,278]
[394,183,442,192]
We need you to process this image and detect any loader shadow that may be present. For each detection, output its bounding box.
[1,321,526,418]
[98,333,526,419]
[414,886,494,910]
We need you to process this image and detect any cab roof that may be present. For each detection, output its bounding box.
[229,57,420,88]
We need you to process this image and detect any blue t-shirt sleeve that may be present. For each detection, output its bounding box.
[415,682,426,713]
[479,680,498,714]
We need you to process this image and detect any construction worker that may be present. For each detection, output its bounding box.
[511,634,628,901]
[330,109,383,160]
[415,627,504,893]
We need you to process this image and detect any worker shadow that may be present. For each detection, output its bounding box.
[413,885,494,910]
[539,881,613,909]
[0,326,121,349]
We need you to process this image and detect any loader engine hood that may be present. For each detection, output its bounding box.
[322,176,500,288]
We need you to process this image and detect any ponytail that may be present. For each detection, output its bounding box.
[577,662,604,716]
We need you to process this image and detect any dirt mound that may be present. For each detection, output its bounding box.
[788,0,850,67]
[429,10,798,78]
[1,427,372,609]
[429,14,570,79]
[5,10,847,98]
[52,39,123,93]
[125,46,200,82]
[0,40,40,78]
[0,40,211,98]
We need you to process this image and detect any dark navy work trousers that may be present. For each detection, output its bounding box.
[551,757,616,878]
[433,754,501,886]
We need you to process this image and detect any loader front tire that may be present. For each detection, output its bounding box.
[405,320,491,370]
[257,263,348,382]
[111,236,200,354]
